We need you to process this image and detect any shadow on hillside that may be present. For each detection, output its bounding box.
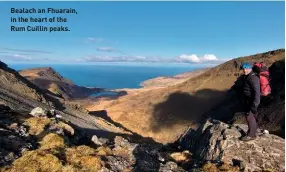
[44,94,66,111]
[70,123,160,145]
[150,89,227,132]
[89,110,135,134]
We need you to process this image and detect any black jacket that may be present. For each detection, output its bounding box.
[243,71,261,107]
[231,71,261,113]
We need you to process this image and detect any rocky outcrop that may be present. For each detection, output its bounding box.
[0,105,36,167]
[179,119,285,171]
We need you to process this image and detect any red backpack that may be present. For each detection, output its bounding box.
[253,62,271,96]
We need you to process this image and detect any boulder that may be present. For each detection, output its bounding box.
[91,135,109,146]
[29,107,49,117]
[169,150,192,164]
[113,136,138,163]
[104,156,132,172]
[132,143,162,172]
[180,119,285,171]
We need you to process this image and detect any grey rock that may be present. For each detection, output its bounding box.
[104,156,132,172]
[113,136,138,163]
[91,135,108,146]
[181,119,285,171]
[48,124,64,136]
[30,107,49,117]
[159,161,186,172]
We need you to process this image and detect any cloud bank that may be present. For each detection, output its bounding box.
[1,54,33,61]
[78,55,173,63]
[77,54,223,64]
[96,47,123,54]
[176,54,219,63]
[2,48,52,54]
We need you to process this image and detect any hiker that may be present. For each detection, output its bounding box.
[237,62,261,141]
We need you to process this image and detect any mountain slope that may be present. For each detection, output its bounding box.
[0,61,132,140]
[95,49,285,143]
[19,67,101,99]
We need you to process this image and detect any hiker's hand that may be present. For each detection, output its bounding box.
[250,104,258,114]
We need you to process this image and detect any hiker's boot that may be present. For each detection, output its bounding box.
[240,135,256,142]
[256,129,264,136]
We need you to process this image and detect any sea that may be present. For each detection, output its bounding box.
[8,62,215,89]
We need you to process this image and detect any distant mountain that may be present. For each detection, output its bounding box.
[19,67,102,99]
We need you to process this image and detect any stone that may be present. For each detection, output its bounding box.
[91,135,108,146]
[179,119,285,172]
[104,156,132,172]
[48,124,64,136]
[29,107,49,117]
[113,136,138,163]
[169,150,192,163]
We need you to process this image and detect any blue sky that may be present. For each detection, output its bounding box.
[0,1,284,64]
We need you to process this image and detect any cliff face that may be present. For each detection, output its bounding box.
[19,67,102,99]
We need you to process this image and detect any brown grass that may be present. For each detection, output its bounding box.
[65,145,103,171]
[62,165,77,172]
[113,147,131,159]
[39,133,66,150]
[3,144,105,172]
[96,146,113,156]
[24,117,51,136]
[3,151,63,172]
[202,162,219,172]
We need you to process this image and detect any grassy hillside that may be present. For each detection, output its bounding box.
[99,49,285,143]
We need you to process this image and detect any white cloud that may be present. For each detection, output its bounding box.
[76,53,221,64]
[2,54,33,61]
[82,55,113,62]
[203,54,218,61]
[96,47,118,52]
[79,55,162,62]
[176,54,219,63]
[2,48,52,54]
[87,37,104,43]
[176,54,201,63]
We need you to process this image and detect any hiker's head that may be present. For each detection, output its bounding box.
[240,62,252,75]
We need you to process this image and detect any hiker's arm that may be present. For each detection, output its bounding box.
[250,76,261,107]
[231,76,243,92]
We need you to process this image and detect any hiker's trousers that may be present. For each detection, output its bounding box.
[243,97,258,137]
[245,112,257,137]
